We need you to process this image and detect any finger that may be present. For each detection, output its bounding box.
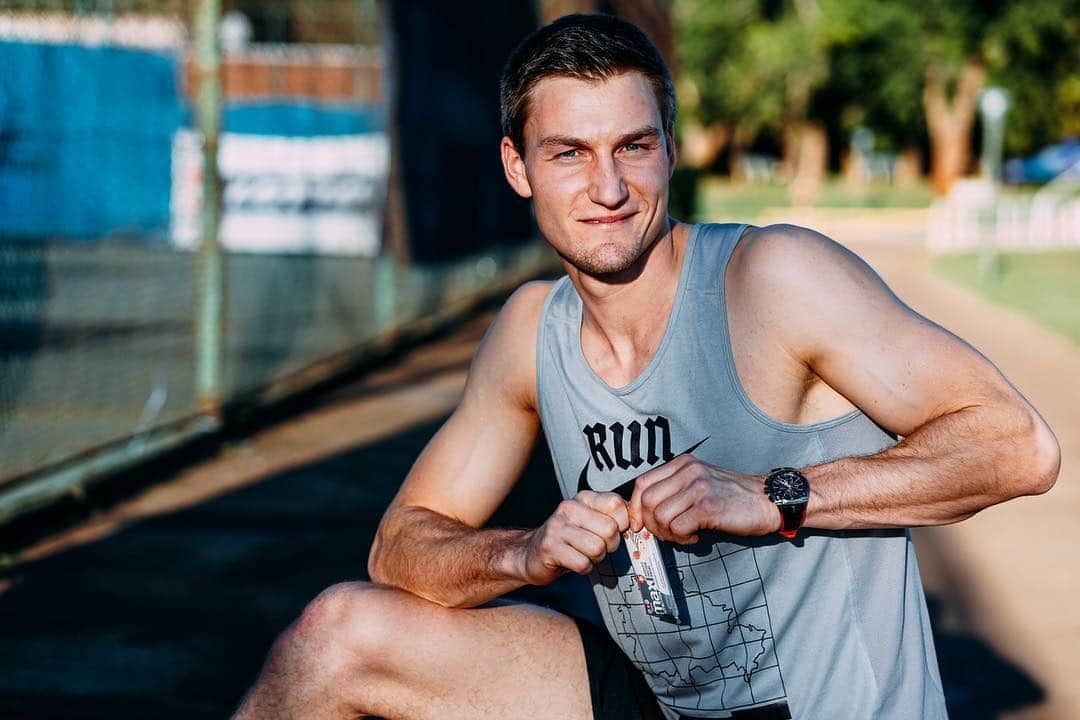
[546,542,595,575]
[562,501,623,547]
[639,471,694,537]
[668,507,704,545]
[559,524,611,566]
[629,455,696,530]
[580,491,630,533]
[652,486,700,542]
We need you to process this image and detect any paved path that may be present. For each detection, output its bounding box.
[1,224,1076,719]
[852,239,1080,720]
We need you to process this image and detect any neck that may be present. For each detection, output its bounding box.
[570,221,690,357]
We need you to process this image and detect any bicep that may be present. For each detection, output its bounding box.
[384,283,548,528]
[748,226,1017,436]
[811,288,1009,436]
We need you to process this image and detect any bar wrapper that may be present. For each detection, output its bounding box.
[623,528,678,620]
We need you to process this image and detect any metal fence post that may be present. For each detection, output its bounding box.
[193,0,225,418]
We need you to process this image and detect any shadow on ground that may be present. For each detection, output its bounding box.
[0,415,1046,719]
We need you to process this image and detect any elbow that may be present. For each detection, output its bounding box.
[367,525,395,586]
[1016,410,1061,497]
[1029,417,1061,495]
[367,537,388,585]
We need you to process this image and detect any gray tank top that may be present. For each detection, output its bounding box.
[535,223,947,719]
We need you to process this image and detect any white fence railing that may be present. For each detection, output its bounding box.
[928,170,1080,254]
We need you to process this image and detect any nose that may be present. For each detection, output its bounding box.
[587,155,629,209]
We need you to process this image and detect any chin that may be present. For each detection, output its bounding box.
[564,242,644,278]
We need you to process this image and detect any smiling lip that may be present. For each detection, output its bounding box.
[579,211,637,225]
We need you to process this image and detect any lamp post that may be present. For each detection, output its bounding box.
[977,86,1009,280]
[194,0,225,418]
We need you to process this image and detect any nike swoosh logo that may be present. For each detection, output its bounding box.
[577,436,710,501]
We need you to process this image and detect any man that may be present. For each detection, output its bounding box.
[233,14,1059,720]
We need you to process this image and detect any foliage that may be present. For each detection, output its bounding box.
[983,0,1080,154]
[675,0,1080,161]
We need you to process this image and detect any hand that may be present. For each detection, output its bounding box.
[628,454,779,544]
[518,491,630,585]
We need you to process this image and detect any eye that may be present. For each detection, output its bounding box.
[558,149,579,159]
[623,143,642,152]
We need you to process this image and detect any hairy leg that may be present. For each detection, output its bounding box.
[232,582,594,720]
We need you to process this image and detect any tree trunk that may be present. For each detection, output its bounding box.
[923,60,985,195]
[538,0,597,24]
[607,0,675,74]
[680,122,729,169]
[785,121,828,207]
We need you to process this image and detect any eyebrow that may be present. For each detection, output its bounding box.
[536,126,662,151]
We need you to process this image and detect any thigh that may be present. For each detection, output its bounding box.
[356,584,594,720]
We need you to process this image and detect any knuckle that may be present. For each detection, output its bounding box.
[538,536,558,556]
[586,536,606,558]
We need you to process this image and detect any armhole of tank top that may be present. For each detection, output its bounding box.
[535,277,575,498]
[534,277,566,430]
[715,224,863,434]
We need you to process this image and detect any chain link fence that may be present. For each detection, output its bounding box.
[0,0,554,523]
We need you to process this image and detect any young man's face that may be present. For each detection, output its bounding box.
[501,71,675,279]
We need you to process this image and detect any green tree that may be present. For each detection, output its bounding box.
[675,0,1079,194]
[675,0,831,201]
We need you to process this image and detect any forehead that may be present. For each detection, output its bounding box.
[523,72,661,147]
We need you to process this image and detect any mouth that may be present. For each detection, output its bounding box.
[578,211,637,226]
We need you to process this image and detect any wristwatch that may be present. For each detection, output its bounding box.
[764,467,810,539]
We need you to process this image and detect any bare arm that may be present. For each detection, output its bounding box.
[754,226,1061,528]
[368,282,629,608]
[631,225,1060,540]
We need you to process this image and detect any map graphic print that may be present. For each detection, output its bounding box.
[573,415,789,713]
[593,538,789,713]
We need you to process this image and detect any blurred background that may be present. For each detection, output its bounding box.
[0,1,1076,718]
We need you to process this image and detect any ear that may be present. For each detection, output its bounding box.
[665,128,677,179]
[501,136,533,199]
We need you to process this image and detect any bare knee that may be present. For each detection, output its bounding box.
[281,581,414,680]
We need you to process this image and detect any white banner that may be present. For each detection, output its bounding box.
[171,129,389,256]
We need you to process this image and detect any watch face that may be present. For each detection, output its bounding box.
[766,467,809,504]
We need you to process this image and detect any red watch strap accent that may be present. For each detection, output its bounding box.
[777,503,806,540]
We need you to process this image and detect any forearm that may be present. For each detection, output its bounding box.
[368,505,530,608]
[806,402,1060,530]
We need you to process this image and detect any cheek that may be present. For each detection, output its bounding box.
[620,161,669,191]
[529,171,586,212]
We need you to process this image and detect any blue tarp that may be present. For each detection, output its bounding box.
[221,103,385,137]
[0,40,385,240]
[0,41,181,239]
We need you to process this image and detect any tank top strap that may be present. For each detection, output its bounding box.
[683,221,752,297]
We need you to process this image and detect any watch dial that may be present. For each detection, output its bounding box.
[766,467,809,503]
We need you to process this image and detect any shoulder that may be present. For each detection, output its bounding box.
[726,223,904,355]
[728,222,887,309]
[494,280,556,341]
[466,280,555,411]
[730,223,862,285]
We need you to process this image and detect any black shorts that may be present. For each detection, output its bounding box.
[575,618,666,720]
[575,620,792,720]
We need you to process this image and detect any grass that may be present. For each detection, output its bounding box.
[694,175,935,221]
[934,251,1080,346]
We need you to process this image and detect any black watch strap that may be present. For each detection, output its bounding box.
[777,502,806,539]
